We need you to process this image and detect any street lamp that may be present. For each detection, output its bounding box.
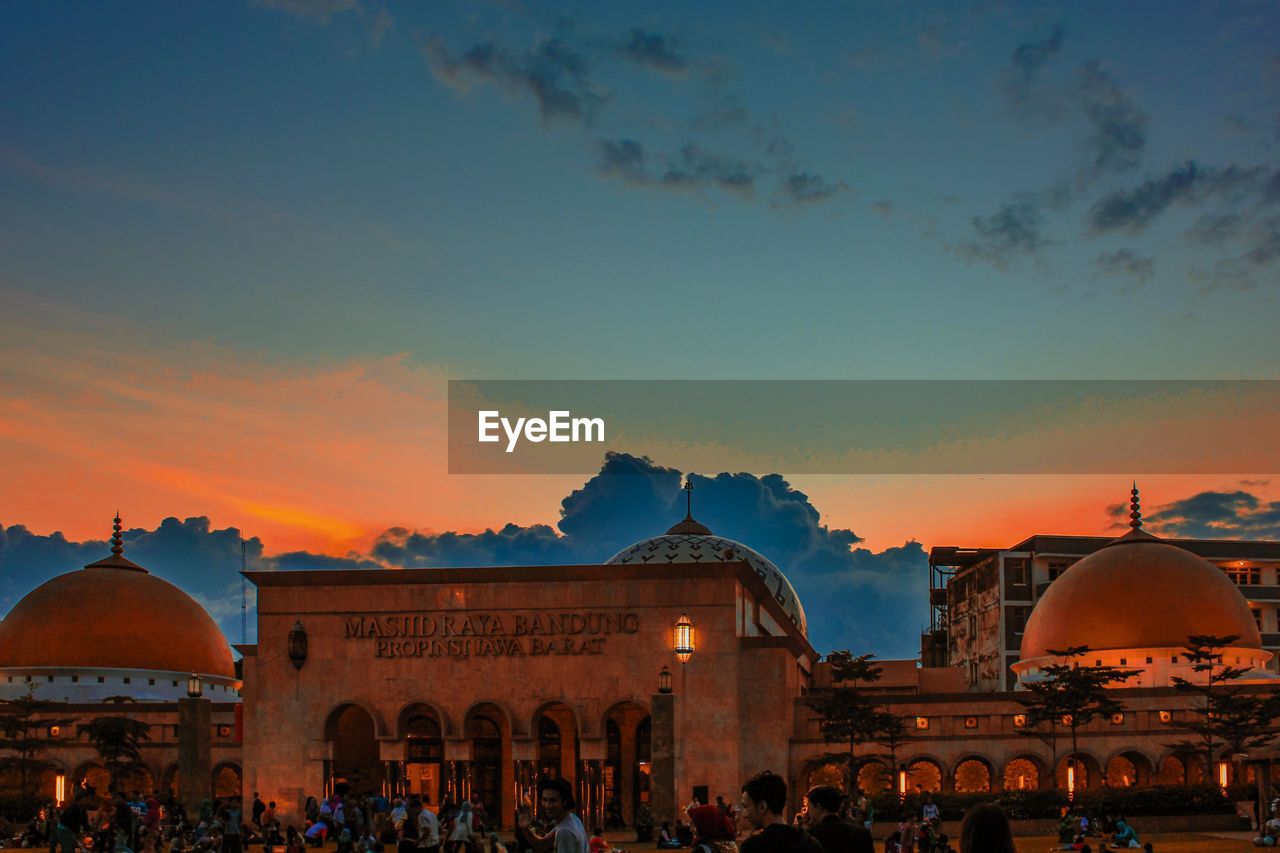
[288,621,308,670]
[674,614,695,663]
[187,673,202,698]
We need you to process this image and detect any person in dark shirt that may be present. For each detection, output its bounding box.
[802,787,872,853]
[738,772,823,853]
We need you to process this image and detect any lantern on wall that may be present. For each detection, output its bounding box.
[288,621,308,670]
[187,673,202,698]
[657,665,673,694]
[55,774,65,806]
[674,614,695,663]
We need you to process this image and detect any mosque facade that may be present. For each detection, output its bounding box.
[3,495,1279,824]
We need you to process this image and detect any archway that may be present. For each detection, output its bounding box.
[804,760,848,792]
[73,763,109,797]
[635,716,652,816]
[401,705,444,806]
[603,701,648,827]
[905,759,942,793]
[1157,754,1185,785]
[533,703,579,784]
[1105,752,1152,787]
[1055,754,1102,790]
[213,763,241,799]
[856,760,891,795]
[325,704,384,797]
[162,765,179,797]
[952,758,992,793]
[465,703,512,826]
[1002,757,1043,791]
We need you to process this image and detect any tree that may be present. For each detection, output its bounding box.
[1166,634,1280,783]
[806,652,885,787]
[1018,646,1137,786]
[79,716,151,792]
[0,692,73,797]
[871,710,912,784]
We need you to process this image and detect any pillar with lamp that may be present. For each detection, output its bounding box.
[178,672,213,816]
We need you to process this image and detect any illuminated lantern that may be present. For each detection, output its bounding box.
[674,614,695,663]
[657,665,673,694]
[187,673,202,698]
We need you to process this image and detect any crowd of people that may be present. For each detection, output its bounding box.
[7,774,1182,853]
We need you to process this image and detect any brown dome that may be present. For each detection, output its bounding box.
[0,554,235,678]
[1020,528,1261,661]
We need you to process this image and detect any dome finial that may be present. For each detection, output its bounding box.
[683,476,694,520]
[112,512,124,556]
[1129,482,1142,530]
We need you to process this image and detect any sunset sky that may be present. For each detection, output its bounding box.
[2,1,1279,657]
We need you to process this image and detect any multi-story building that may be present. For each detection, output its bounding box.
[926,528,1280,691]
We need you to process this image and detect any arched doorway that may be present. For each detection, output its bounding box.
[953,758,992,793]
[1106,752,1151,787]
[213,764,241,799]
[325,704,384,797]
[1055,754,1101,790]
[404,708,444,806]
[856,760,891,795]
[533,703,579,784]
[1002,757,1042,791]
[905,760,942,793]
[603,702,648,827]
[804,760,848,792]
[73,763,109,797]
[465,703,510,824]
[1158,754,1186,784]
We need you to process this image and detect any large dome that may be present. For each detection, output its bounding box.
[606,514,808,637]
[0,523,235,679]
[1019,527,1261,663]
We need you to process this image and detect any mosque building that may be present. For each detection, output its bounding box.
[3,489,1279,823]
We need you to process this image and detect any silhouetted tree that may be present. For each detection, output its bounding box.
[1166,634,1280,782]
[806,652,885,787]
[0,692,73,797]
[1018,646,1137,787]
[79,716,150,792]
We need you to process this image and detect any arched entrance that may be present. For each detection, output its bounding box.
[464,703,511,825]
[804,759,848,792]
[74,763,110,797]
[635,716,652,816]
[213,763,241,798]
[1002,756,1043,791]
[533,703,579,784]
[904,759,942,793]
[952,758,992,793]
[856,760,891,795]
[1105,752,1152,787]
[1055,754,1102,790]
[403,707,444,806]
[325,704,384,797]
[603,702,649,827]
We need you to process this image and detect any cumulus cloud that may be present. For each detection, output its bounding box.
[0,454,930,657]
[1140,490,1280,540]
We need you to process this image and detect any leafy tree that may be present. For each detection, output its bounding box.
[0,692,73,797]
[871,710,912,781]
[1166,634,1280,782]
[79,716,151,792]
[806,652,885,785]
[1017,646,1137,786]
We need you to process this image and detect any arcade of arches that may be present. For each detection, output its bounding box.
[800,750,1239,794]
[322,701,651,829]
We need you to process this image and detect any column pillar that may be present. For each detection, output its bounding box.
[650,693,676,827]
[178,697,212,817]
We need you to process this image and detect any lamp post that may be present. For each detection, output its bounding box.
[178,673,212,817]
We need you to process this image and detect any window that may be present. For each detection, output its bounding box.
[1047,560,1072,580]
[1171,655,1178,663]
[1224,564,1261,584]
[71,676,78,683]
[1146,657,1153,664]
[1120,658,1127,665]
[968,661,979,683]
[97,676,105,683]
[123,677,130,684]
[1008,558,1028,585]
[1253,609,1263,630]
[148,679,155,685]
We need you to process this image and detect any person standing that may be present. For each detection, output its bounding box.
[253,796,267,832]
[738,772,823,853]
[516,778,587,853]
[802,787,872,853]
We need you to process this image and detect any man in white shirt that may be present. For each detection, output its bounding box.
[418,802,441,853]
[517,778,587,853]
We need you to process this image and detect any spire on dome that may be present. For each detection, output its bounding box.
[666,476,713,535]
[85,513,148,573]
[1130,482,1142,530]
